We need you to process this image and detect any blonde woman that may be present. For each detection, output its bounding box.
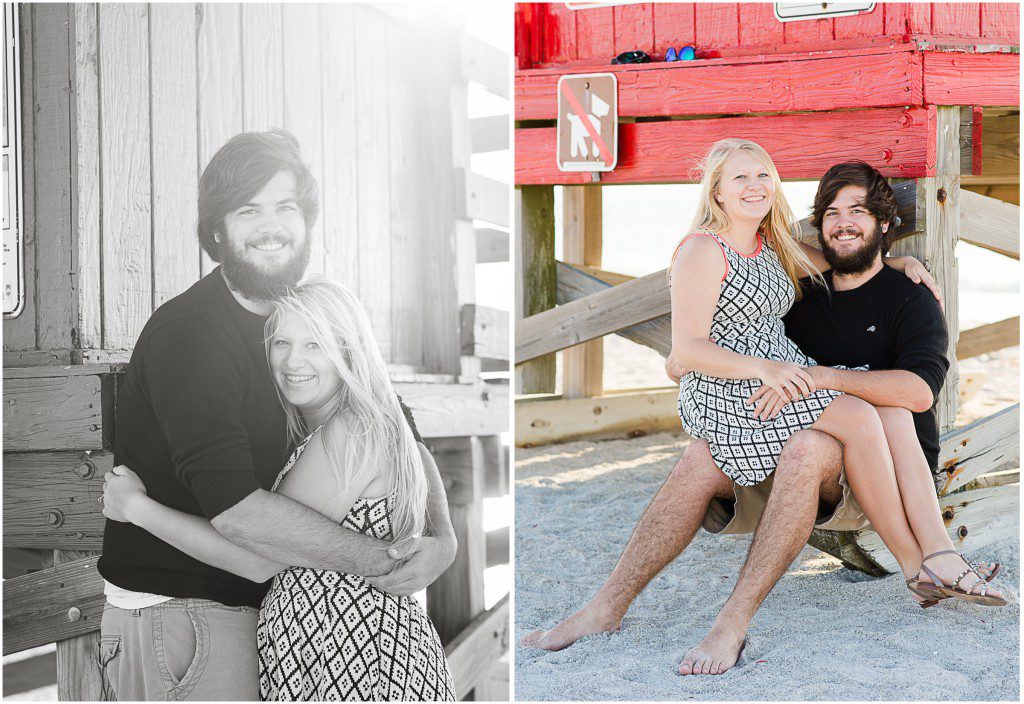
[668,140,1003,616]
[102,277,455,701]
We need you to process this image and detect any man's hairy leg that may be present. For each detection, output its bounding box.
[680,430,842,675]
[523,440,733,651]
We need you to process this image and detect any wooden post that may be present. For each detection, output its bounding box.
[427,437,485,646]
[889,106,960,432]
[515,186,556,394]
[55,550,103,701]
[561,186,604,398]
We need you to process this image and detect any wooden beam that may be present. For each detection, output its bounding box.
[980,110,1019,177]
[481,434,509,499]
[957,317,1019,360]
[516,388,682,447]
[556,262,671,356]
[935,404,1019,497]
[562,186,604,399]
[854,483,1019,574]
[516,107,937,185]
[515,187,556,393]
[3,363,115,379]
[3,375,103,452]
[2,555,103,655]
[517,268,670,364]
[3,451,112,550]
[396,382,509,438]
[470,115,510,153]
[461,31,510,99]
[889,107,960,433]
[516,46,924,120]
[465,173,510,228]
[486,525,510,567]
[476,227,509,264]
[460,304,510,361]
[2,350,74,367]
[55,549,103,701]
[959,189,1020,258]
[923,51,1020,106]
[445,595,509,700]
[427,437,485,645]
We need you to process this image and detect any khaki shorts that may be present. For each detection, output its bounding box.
[98,598,259,701]
[702,465,871,535]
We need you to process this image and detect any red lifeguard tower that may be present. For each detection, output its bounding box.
[514,2,1019,574]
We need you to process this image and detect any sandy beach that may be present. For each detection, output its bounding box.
[514,428,1020,700]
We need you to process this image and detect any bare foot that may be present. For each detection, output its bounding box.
[678,625,746,676]
[521,601,622,651]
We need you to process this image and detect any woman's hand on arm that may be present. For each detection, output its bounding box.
[883,255,943,309]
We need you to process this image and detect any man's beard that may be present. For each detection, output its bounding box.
[819,222,884,275]
[219,235,311,300]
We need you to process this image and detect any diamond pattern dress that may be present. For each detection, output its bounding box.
[257,429,456,701]
[675,230,847,487]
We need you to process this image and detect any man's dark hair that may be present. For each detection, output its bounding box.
[812,161,898,252]
[197,129,320,262]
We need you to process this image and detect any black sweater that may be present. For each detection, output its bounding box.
[783,265,949,471]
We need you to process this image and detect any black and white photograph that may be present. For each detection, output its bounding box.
[2,2,511,701]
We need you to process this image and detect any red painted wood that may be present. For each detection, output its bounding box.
[652,3,695,59]
[980,3,1020,43]
[737,3,784,48]
[923,51,1020,106]
[515,47,924,121]
[784,17,834,45]
[833,5,885,40]
[972,106,984,176]
[932,3,981,38]
[884,3,932,36]
[614,4,654,55]
[515,3,534,70]
[575,6,615,64]
[548,3,579,64]
[515,107,937,185]
[695,3,739,52]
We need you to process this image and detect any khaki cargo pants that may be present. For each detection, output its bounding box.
[98,599,259,701]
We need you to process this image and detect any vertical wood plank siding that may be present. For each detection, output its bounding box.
[196,2,243,276]
[8,3,476,375]
[149,4,200,308]
[98,3,152,351]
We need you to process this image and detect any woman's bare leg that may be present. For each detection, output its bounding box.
[875,406,1002,598]
[810,394,923,579]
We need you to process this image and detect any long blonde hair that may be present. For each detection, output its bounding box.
[688,138,822,298]
[265,276,427,553]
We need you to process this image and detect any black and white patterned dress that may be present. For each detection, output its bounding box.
[675,229,846,487]
[257,428,455,701]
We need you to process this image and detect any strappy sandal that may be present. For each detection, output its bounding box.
[908,559,1001,608]
[914,550,1007,607]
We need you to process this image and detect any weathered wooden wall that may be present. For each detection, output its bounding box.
[516,2,1020,69]
[4,2,510,376]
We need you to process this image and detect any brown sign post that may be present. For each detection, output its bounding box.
[556,73,617,172]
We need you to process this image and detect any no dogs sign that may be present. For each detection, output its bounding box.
[556,73,617,172]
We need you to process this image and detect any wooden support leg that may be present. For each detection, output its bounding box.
[481,434,508,499]
[55,550,103,701]
[427,437,485,646]
[562,185,604,399]
[515,186,556,394]
[889,105,960,432]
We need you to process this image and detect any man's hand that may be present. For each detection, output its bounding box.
[102,465,149,523]
[365,535,458,596]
